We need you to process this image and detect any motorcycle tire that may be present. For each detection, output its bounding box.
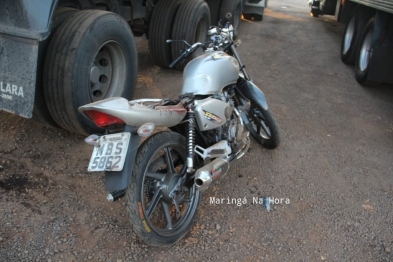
[246,104,280,149]
[126,131,201,246]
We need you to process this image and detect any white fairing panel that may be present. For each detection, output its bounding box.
[181,51,240,95]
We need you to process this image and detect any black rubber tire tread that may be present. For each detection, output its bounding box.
[126,131,201,246]
[171,0,211,70]
[206,0,223,25]
[43,10,137,135]
[219,0,242,38]
[242,13,262,21]
[341,13,358,65]
[247,107,280,149]
[32,7,79,128]
[243,13,252,20]
[311,9,319,17]
[355,18,381,87]
[149,0,183,68]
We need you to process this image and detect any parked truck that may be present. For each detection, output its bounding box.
[309,0,393,86]
[0,0,266,135]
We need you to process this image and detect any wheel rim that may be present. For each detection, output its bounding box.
[250,107,271,140]
[343,17,355,55]
[141,142,199,236]
[359,28,373,72]
[89,41,126,101]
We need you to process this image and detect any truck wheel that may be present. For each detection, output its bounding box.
[171,0,211,70]
[43,10,137,135]
[341,13,359,65]
[220,0,242,38]
[33,7,79,128]
[310,9,319,17]
[243,13,263,21]
[355,18,380,86]
[149,0,183,68]
[206,0,223,25]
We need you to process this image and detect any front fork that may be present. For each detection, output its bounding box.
[230,44,251,81]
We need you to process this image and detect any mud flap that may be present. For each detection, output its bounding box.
[368,46,393,84]
[104,126,141,192]
[0,34,38,118]
[236,78,269,111]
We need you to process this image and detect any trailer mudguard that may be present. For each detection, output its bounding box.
[0,0,58,118]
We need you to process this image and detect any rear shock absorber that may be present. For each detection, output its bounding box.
[187,108,196,173]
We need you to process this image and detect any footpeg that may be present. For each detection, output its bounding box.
[195,140,232,159]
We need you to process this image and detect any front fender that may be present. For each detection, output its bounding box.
[236,77,269,111]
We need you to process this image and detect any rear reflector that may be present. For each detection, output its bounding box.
[85,110,125,127]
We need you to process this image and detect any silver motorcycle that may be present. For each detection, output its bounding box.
[79,16,280,246]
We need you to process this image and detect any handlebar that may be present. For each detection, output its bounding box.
[167,41,207,68]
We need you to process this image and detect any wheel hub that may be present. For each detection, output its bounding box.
[161,173,183,203]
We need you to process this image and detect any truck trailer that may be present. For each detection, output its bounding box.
[0,0,267,135]
[310,0,393,86]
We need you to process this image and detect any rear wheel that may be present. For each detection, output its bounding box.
[310,9,319,17]
[126,131,200,246]
[43,10,137,135]
[355,18,380,86]
[33,7,79,128]
[220,0,242,38]
[171,0,211,70]
[149,0,183,68]
[341,14,357,64]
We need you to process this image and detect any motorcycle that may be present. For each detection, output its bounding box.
[78,15,280,246]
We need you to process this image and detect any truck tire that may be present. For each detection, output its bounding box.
[206,0,223,25]
[341,13,358,64]
[355,18,380,86]
[33,7,79,128]
[220,0,242,38]
[171,0,211,70]
[43,10,138,135]
[310,8,319,17]
[149,0,183,68]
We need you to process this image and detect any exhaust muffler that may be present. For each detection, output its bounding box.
[194,158,230,192]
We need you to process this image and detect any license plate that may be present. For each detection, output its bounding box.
[88,132,131,172]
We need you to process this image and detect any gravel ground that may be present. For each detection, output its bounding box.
[1,0,393,261]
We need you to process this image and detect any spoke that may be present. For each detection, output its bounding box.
[164,147,175,173]
[146,187,162,218]
[145,172,165,180]
[161,202,173,230]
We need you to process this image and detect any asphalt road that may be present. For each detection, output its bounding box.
[1,0,393,261]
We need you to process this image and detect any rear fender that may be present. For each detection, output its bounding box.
[104,125,141,191]
[78,97,187,127]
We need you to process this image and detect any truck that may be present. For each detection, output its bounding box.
[0,0,267,135]
[309,0,393,86]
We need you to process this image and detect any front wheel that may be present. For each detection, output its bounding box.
[126,131,200,246]
[245,104,280,149]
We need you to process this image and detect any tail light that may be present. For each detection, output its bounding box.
[84,110,125,127]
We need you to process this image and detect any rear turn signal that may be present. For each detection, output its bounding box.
[85,110,125,127]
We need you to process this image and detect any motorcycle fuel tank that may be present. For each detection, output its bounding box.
[181,51,240,95]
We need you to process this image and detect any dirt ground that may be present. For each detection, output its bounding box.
[1,0,393,261]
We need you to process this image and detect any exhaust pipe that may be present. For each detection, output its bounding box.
[195,158,230,192]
